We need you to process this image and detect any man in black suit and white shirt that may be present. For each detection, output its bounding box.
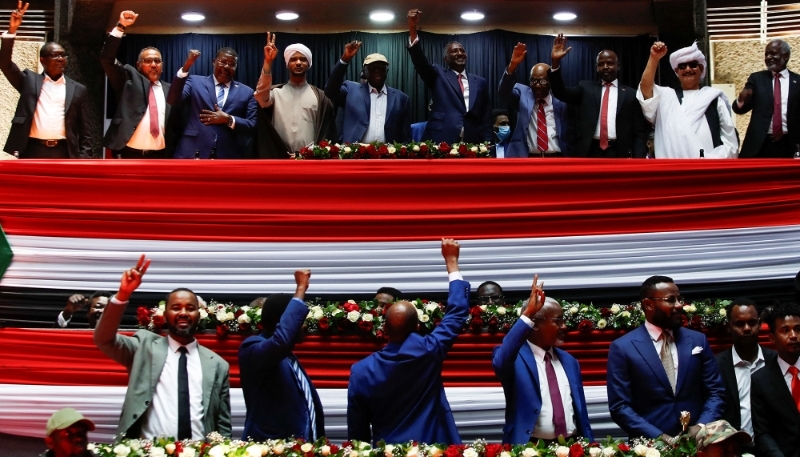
[1,1,92,159]
[548,34,649,158]
[733,39,800,158]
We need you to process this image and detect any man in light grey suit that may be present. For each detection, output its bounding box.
[94,255,231,439]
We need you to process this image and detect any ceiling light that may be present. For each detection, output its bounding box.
[461,11,485,21]
[181,12,205,21]
[276,11,299,20]
[370,11,395,22]
[553,12,577,21]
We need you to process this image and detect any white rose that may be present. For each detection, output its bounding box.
[499,453,512,457]
[321,445,332,456]
[569,306,579,314]
[359,443,371,450]
[719,308,727,316]
[216,310,228,322]
[621,311,631,318]
[388,146,396,154]
[521,448,538,457]
[555,447,570,457]
[479,145,488,152]
[589,448,602,457]
[272,444,285,455]
[610,304,620,313]
[632,445,647,456]
[683,304,696,313]
[347,310,360,322]
[180,449,196,457]
[349,452,359,457]
[150,448,166,457]
[463,449,479,457]
[645,449,660,457]
[497,306,507,315]
[420,314,430,323]
[479,305,487,312]
[425,303,439,313]
[113,444,131,456]
[602,447,616,457]
[226,311,235,321]
[301,443,314,453]
[165,443,176,455]
[413,145,420,152]
[344,146,352,153]
[207,446,226,457]
[580,307,588,312]
[313,308,324,320]
[156,308,164,317]
[416,308,424,319]
[245,445,263,457]
[597,319,607,329]
[199,309,208,319]
[385,444,396,457]
[450,149,458,155]
[325,146,331,151]
[362,452,372,457]
[362,313,374,322]
[406,447,419,457]
[470,146,478,152]
[158,304,165,312]
[332,309,343,316]
[348,299,358,305]
[130,440,142,451]
[238,314,251,324]
[87,444,96,452]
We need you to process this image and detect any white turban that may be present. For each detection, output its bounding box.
[284,43,312,68]
[669,41,706,79]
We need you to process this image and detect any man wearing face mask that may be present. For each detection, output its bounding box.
[498,43,570,158]
[638,41,738,159]
[491,110,512,158]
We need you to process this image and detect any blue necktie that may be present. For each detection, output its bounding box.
[290,356,317,440]
[217,84,225,109]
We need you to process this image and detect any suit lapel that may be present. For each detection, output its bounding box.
[385,87,396,125]
[632,326,673,392]
[151,338,169,390]
[555,348,582,415]
[616,85,627,116]
[553,97,563,139]
[519,343,541,392]
[445,71,466,112]
[593,80,603,111]
[674,328,693,394]
[467,73,477,111]
[719,349,738,395]
[787,71,799,114]
[198,345,215,418]
[360,83,372,118]
[64,77,75,113]
[205,75,218,109]
[32,74,44,113]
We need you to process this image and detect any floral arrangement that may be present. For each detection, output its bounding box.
[89,435,703,457]
[304,299,382,337]
[208,300,262,337]
[466,303,517,334]
[296,140,491,160]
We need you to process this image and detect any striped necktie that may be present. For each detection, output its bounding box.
[290,355,317,440]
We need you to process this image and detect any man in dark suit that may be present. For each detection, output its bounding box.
[751,302,800,457]
[324,41,411,144]
[549,34,649,158]
[607,275,725,441]
[716,298,776,451]
[168,47,257,159]
[101,10,172,159]
[56,291,112,329]
[238,270,324,441]
[406,9,492,144]
[1,2,91,159]
[499,43,570,158]
[493,275,593,444]
[733,39,800,158]
[347,238,469,444]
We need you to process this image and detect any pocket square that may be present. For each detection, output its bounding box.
[692,346,703,355]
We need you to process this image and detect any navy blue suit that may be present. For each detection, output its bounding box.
[407,42,492,144]
[497,71,570,157]
[347,279,470,444]
[239,299,324,441]
[607,325,725,438]
[492,319,593,444]
[324,61,411,143]
[167,74,257,159]
[752,356,800,456]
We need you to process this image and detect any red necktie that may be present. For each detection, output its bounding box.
[149,83,159,139]
[537,100,549,153]
[458,74,465,93]
[773,73,783,140]
[789,366,800,413]
[544,352,568,438]
[599,82,612,150]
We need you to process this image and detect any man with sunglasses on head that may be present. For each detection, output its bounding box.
[607,275,725,443]
[638,41,738,159]
[2,1,92,159]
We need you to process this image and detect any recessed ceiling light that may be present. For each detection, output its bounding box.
[181,12,205,21]
[461,11,485,21]
[276,11,299,20]
[553,12,577,21]
[370,10,395,22]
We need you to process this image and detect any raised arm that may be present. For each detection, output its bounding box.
[498,42,526,108]
[0,1,31,90]
[492,275,545,379]
[324,41,361,106]
[640,42,667,100]
[254,32,277,108]
[100,10,139,96]
[406,9,437,85]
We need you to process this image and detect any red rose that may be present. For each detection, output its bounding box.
[256,322,263,331]
[235,309,243,318]
[343,302,360,313]
[136,307,151,326]
[319,140,329,148]
[342,442,353,450]
[318,317,330,330]
[358,320,373,332]
[439,142,450,152]
[488,316,499,329]
[600,307,612,317]
[618,443,630,452]
[375,329,385,339]
[680,315,689,327]
[378,144,389,154]
[690,315,703,329]
[470,306,483,317]
[578,319,593,331]
[470,317,484,331]
[485,444,502,457]
[458,144,468,153]
[502,323,511,332]
[465,150,477,158]
[569,443,584,457]
[433,318,442,327]
[216,325,228,337]
[330,445,340,454]
[239,322,250,332]
[152,314,165,328]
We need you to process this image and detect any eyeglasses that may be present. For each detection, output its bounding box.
[535,317,566,326]
[648,295,685,305]
[140,58,163,65]
[530,78,549,85]
[477,294,504,304]
[45,53,68,60]
[676,61,700,71]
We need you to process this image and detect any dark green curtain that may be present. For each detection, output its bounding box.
[118,30,654,126]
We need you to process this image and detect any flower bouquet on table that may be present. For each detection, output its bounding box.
[297,140,341,160]
[295,140,491,160]
[305,298,383,337]
[680,298,730,330]
[136,296,211,333]
[465,303,517,334]
[208,299,262,337]
[561,301,645,332]
[408,298,445,334]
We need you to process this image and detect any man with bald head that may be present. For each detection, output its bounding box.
[347,238,470,444]
[493,276,593,444]
[498,43,570,157]
[549,34,649,158]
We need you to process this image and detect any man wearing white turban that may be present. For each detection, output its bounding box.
[254,33,335,157]
[637,41,738,159]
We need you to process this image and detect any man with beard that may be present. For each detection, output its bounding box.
[167,46,257,158]
[101,10,172,159]
[549,34,649,158]
[57,291,112,329]
[493,276,593,444]
[41,408,95,457]
[1,1,92,158]
[498,44,570,157]
[638,41,738,158]
[607,275,724,442]
[94,255,231,439]
[734,39,800,158]
[255,32,336,158]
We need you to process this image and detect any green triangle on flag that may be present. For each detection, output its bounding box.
[0,224,13,281]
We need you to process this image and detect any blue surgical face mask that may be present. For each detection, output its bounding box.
[495,125,511,141]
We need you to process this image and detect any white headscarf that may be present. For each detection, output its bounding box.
[669,41,706,79]
[284,43,312,68]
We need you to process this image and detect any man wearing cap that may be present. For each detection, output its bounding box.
[255,32,336,158]
[638,41,737,159]
[695,419,753,457]
[324,41,411,144]
[42,408,95,457]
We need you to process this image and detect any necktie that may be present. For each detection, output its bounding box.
[660,332,677,393]
[537,99,549,153]
[789,366,800,413]
[290,356,317,440]
[148,83,159,139]
[457,74,465,93]
[599,82,612,150]
[773,73,783,140]
[544,352,568,438]
[177,346,191,440]
[217,83,225,109]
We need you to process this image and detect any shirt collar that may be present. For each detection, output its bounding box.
[529,342,554,362]
[601,79,619,88]
[369,83,387,95]
[452,69,467,78]
[537,93,553,105]
[167,334,198,355]
[777,354,800,376]
[732,345,765,367]
[213,76,229,89]
[288,79,309,88]
[44,73,66,85]
[644,320,672,342]
[776,68,790,79]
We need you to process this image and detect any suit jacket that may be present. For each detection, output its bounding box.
[607,325,725,438]
[407,42,492,144]
[548,68,649,158]
[100,34,172,153]
[732,69,800,158]
[347,279,470,444]
[715,345,777,430]
[324,61,411,143]
[1,37,92,158]
[93,300,231,438]
[752,356,800,457]
[492,319,593,444]
[497,72,570,157]
[238,298,325,441]
[168,74,257,159]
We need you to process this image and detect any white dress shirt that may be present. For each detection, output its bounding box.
[731,345,766,436]
[593,79,619,140]
[453,70,470,111]
[29,73,67,141]
[524,338,577,439]
[126,79,167,150]
[362,84,388,143]
[644,320,679,372]
[526,94,561,154]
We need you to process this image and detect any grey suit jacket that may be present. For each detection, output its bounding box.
[94,300,231,438]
